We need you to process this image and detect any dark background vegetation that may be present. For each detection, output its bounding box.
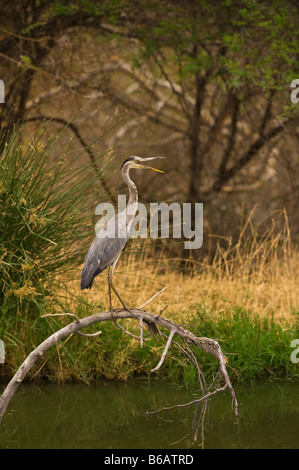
[1,0,299,246]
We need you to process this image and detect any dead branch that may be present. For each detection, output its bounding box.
[0,305,239,446]
[22,116,117,205]
[146,384,229,415]
[150,329,175,373]
[139,286,167,309]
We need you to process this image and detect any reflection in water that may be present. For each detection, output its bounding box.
[0,379,298,449]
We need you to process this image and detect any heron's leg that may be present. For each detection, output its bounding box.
[108,265,131,312]
[108,266,113,311]
[111,279,130,310]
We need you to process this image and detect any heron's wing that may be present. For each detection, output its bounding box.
[80,213,128,290]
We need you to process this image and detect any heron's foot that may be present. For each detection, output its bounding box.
[109,302,132,314]
[121,303,133,314]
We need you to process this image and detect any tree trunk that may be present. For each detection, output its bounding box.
[188,72,207,205]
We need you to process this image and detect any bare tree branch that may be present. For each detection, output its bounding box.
[139,286,168,309]
[217,93,240,176]
[0,305,239,438]
[212,122,285,193]
[151,328,175,372]
[23,116,116,204]
[146,383,228,414]
[153,51,191,120]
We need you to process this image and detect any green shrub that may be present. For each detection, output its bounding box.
[0,123,106,322]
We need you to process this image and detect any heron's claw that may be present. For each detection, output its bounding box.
[121,302,133,314]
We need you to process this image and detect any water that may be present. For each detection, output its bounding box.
[0,379,298,449]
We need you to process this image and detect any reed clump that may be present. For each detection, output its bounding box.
[0,123,110,364]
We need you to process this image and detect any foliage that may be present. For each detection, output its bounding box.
[128,0,299,91]
[2,298,298,384]
[52,0,122,18]
[191,307,299,384]
[2,0,299,237]
[0,123,103,320]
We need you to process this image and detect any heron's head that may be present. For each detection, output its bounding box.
[121,156,165,173]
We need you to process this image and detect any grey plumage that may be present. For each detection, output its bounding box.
[80,214,128,289]
[80,155,165,310]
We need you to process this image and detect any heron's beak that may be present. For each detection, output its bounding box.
[141,164,164,173]
[141,156,166,162]
[138,156,165,173]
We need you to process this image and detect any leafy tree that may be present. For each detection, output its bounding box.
[109,0,299,203]
[1,0,299,243]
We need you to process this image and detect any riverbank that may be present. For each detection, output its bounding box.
[1,289,298,385]
[1,226,298,385]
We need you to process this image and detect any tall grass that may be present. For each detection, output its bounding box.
[48,208,297,384]
[189,307,299,384]
[70,207,298,323]
[0,123,107,324]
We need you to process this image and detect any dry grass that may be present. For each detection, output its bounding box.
[60,209,299,324]
[3,210,298,384]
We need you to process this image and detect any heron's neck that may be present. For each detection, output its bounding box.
[122,167,138,227]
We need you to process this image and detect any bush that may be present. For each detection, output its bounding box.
[0,123,105,321]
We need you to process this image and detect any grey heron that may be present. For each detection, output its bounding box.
[80,156,165,311]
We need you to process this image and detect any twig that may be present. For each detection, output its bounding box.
[158,304,168,317]
[139,286,167,309]
[77,330,102,337]
[183,339,207,394]
[146,384,228,415]
[151,329,175,373]
[139,318,144,348]
[113,319,146,341]
[41,312,101,336]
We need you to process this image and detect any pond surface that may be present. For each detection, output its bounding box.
[0,379,298,449]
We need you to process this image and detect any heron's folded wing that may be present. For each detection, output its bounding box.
[81,212,129,289]
[84,234,128,271]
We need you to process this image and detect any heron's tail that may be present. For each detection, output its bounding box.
[80,266,95,290]
[80,263,104,290]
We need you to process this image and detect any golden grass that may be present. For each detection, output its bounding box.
[60,209,299,324]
